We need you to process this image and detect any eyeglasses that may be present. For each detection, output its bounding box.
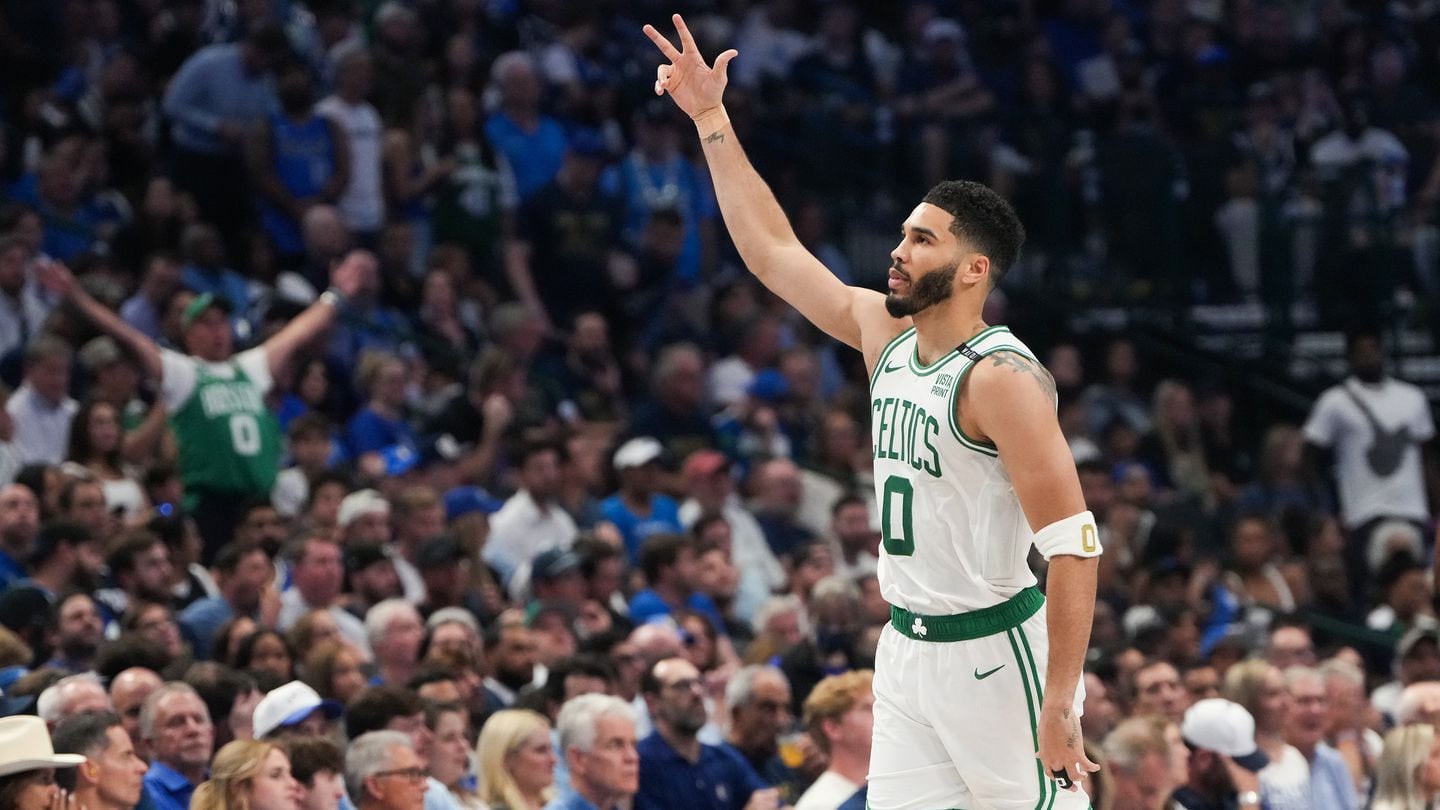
[373,768,428,784]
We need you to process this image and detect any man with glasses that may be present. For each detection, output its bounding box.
[721,665,805,800]
[347,730,430,810]
[343,686,457,810]
[636,657,779,810]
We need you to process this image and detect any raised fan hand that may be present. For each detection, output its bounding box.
[642,14,737,121]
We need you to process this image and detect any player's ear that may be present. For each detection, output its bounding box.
[959,254,989,287]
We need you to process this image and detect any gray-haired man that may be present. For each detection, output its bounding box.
[549,694,640,810]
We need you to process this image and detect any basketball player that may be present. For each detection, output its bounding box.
[645,15,1103,810]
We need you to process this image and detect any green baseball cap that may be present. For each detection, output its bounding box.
[181,292,233,329]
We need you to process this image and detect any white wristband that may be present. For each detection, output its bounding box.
[1032,510,1102,560]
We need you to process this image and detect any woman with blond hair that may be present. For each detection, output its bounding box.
[192,739,302,810]
[1371,724,1440,810]
[1222,660,1309,810]
[475,709,555,810]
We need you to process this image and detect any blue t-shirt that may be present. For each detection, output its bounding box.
[598,494,683,562]
[629,589,725,629]
[635,732,767,810]
[0,548,26,590]
[600,153,717,284]
[178,597,237,660]
[484,112,568,201]
[259,112,338,254]
[345,406,418,458]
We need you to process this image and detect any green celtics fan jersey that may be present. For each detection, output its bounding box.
[161,348,280,495]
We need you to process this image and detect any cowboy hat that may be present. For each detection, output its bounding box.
[0,716,86,777]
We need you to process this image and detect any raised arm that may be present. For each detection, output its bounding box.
[644,14,884,351]
[37,259,164,381]
[261,250,371,381]
[964,350,1101,793]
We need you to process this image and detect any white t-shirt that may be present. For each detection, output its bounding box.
[316,96,385,231]
[1259,744,1311,810]
[484,490,578,587]
[160,347,273,410]
[1302,377,1435,527]
[6,383,79,465]
[794,772,861,810]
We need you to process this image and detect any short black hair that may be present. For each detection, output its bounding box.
[95,635,173,679]
[639,533,693,584]
[30,519,93,567]
[921,180,1025,288]
[281,735,344,787]
[830,493,869,518]
[346,685,424,738]
[213,540,265,575]
[184,662,257,730]
[52,711,123,790]
[574,535,622,580]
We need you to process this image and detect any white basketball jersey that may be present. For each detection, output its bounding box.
[868,325,1042,615]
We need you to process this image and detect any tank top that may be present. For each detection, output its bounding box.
[868,325,1044,615]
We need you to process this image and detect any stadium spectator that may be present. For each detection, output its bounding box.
[141,682,216,810]
[1282,667,1358,810]
[485,440,578,589]
[636,656,776,810]
[192,739,302,810]
[345,730,426,810]
[424,701,481,810]
[110,667,163,759]
[7,337,79,465]
[278,535,371,658]
[1174,698,1268,810]
[553,693,640,810]
[1103,715,1188,810]
[52,709,151,810]
[474,708,554,810]
[344,685,456,810]
[795,669,873,810]
[1370,724,1440,810]
[178,542,274,660]
[282,734,346,810]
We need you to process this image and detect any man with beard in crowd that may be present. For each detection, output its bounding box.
[636,656,778,810]
[0,482,41,588]
[18,520,102,600]
[97,530,176,619]
[482,613,541,708]
[48,592,107,673]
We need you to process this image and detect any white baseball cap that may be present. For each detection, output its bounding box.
[1180,698,1269,772]
[613,437,664,470]
[0,716,86,777]
[252,681,344,740]
[338,489,389,529]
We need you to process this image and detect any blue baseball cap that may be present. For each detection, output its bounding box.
[444,486,504,522]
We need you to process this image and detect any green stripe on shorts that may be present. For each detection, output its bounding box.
[1017,626,1057,810]
[1007,628,1050,810]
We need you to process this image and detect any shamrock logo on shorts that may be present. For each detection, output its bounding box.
[912,617,927,637]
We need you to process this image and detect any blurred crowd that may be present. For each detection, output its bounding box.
[0,0,1436,809]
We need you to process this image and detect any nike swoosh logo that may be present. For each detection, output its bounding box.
[884,362,904,373]
[974,665,1004,680]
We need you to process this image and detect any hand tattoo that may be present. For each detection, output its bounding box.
[989,351,1057,401]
